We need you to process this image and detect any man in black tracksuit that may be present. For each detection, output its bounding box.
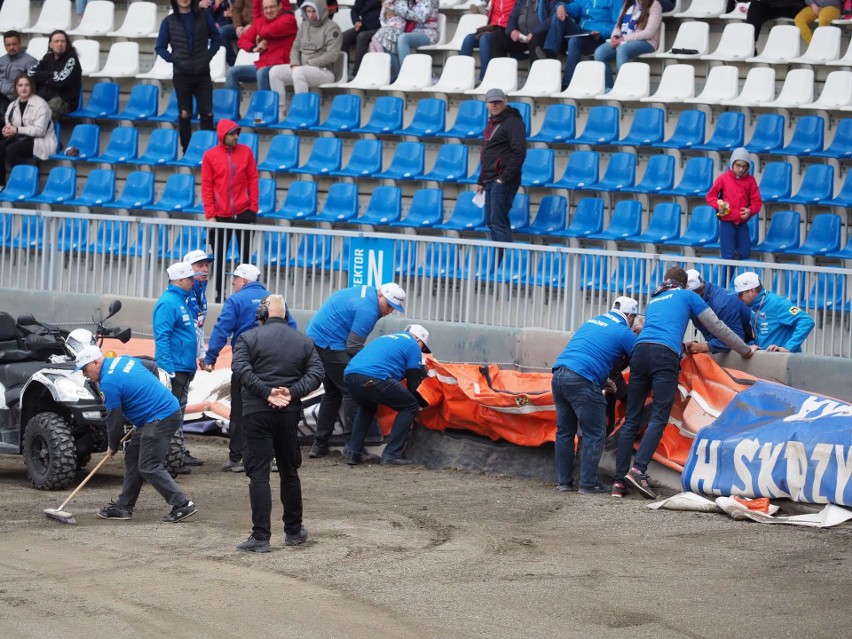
[230,294,324,553]
[477,87,527,243]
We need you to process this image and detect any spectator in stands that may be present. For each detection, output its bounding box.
[477,88,526,244]
[0,74,57,189]
[459,0,518,81]
[76,1,89,19]
[0,31,37,121]
[487,0,557,73]
[223,0,258,67]
[593,0,662,89]
[734,271,815,353]
[268,0,342,119]
[340,0,382,76]
[388,0,441,81]
[203,1,237,65]
[227,0,297,93]
[27,30,82,120]
[745,0,805,43]
[613,267,757,500]
[551,296,639,494]
[155,0,222,154]
[543,0,620,91]
[706,147,762,264]
[684,269,753,355]
[371,0,409,60]
[794,0,841,43]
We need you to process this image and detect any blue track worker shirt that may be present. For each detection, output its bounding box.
[307,286,382,352]
[640,288,710,355]
[345,332,423,381]
[553,310,637,386]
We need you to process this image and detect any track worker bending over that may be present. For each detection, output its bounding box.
[344,324,431,466]
[231,295,324,553]
[551,296,639,495]
[75,346,197,523]
[613,267,758,500]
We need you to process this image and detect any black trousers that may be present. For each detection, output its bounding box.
[312,347,356,447]
[170,370,194,456]
[341,27,378,74]
[243,409,303,540]
[229,371,244,462]
[209,212,255,302]
[172,71,214,152]
[0,135,34,186]
[488,29,546,63]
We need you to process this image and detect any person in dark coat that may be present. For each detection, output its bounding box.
[26,30,81,120]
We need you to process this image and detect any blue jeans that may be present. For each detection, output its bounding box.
[345,373,420,461]
[552,367,607,489]
[226,64,272,91]
[614,343,681,480]
[390,32,433,81]
[544,18,602,87]
[719,220,751,260]
[484,179,518,243]
[461,32,496,81]
[594,40,655,88]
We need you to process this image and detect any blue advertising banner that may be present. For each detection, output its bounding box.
[682,381,852,506]
[348,237,395,288]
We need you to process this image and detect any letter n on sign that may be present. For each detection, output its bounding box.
[349,238,395,287]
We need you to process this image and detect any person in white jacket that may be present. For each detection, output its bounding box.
[0,74,57,188]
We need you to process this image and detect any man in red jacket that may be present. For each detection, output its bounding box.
[201,118,259,302]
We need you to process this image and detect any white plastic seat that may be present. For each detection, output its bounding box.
[827,38,852,66]
[509,59,562,97]
[0,0,32,30]
[67,1,115,36]
[209,48,228,83]
[594,61,650,101]
[556,60,606,99]
[641,64,695,102]
[333,9,354,32]
[26,37,50,62]
[719,3,749,19]
[746,25,802,63]
[464,57,518,95]
[673,0,727,18]
[23,0,72,34]
[380,54,434,91]
[789,26,842,64]
[646,21,710,59]
[424,13,449,47]
[720,66,775,107]
[419,13,488,52]
[762,68,814,108]
[414,54,475,92]
[338,52,391,89]
[319,52,350,87]
[89,42,140,79]
[701,22,755,61]
[107,1,158,38]
[801,70,852,110]
[137,55,174,81]
[74,39,101,76]
[684,65,739,104]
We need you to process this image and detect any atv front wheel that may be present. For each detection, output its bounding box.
[23,412,77,490]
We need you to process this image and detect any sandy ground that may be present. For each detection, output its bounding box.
[1,435,850,639]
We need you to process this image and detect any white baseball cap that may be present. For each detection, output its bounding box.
[167,261,194,280]
[734,271,761,293]
[686,269,704,291]
[380,282,406,312]
[227,264,261,281]
[405,324,431,353]
[74,344,103,372]
[612,296,639,315]
[183,249,215,264]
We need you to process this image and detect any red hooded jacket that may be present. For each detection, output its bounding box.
[705,149,762,226]
[201,119,259,220]
[237,7,298,68]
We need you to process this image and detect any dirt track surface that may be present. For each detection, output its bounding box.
[1,436,850,639]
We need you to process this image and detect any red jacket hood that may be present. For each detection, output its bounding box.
[216,119,240,144]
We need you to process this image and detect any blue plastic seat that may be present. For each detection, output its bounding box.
[663,205,719,248]
[373,142,425,180]
[521,148,554,187]
[754,210,801,254]
[236,90,279,127]
[390,240,418,276]
[618,107,664,147]
[348,186,402,226]
[525,195,568,235]
[522,252,568,288]
[211,88,240,122]
[805,272,847,311]
[150,91,195,124]
[66,169,116,207]
[416,143,468,182]
[253,231,290,266]
[551,198,604,239]
[784,213,841,257]
[109,84,159,122]
[294,137,342,176]
[595,152,636,191]
[825,169,852,207]
[659,156,714,197]
[50,123,99,161]
[68,82,119,118]
[395,98,446,137]
[334,237,352,273]
[314,183,359,222]
[605,256,649,295]
[389,188,444,229]
[311,94,361,133]
[433,192,484,232]
[772,115,824,156]
[10,216,45,250]
[509,102,532,137]
[546,150,599,190]
[0,165,39,202]
[811,118,852,159]
[416,243,461,279]
[273,92,320,131]
[167,130,217,168]
[579,254,609,291]
[653,110,705,149]
[56,218,90,253]
[530,104,576,143]
[239,132,259,161]
[457,162,480,185]
[439,100,487,139]
[758,162,792,202]
[87,219,130,254]
[28,167,77,205]
[267,180,318,220]
[568,105,619,146]
[142,173,195,212]
[89,126,138,164]
[353,96,404,135]
[104,171,155,210]
[330,139,382,178]
[586,200,643,241]
[692,112,745,152]
[825,233,852,259]
[124,225,170,258]
[129,128,178,166]
[777,164,834,205]
[745,113,785,153]
[621,202,681,246]
[257,134,300,172]
[167,226,208,260]
[623,154,675,194]
[464,247,529,283]
[509,193,531,233]
[290,235,334,270]
[256,178,277,217]
[0,214,12,246]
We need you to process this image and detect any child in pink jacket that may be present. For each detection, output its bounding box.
[706,147,763,261]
